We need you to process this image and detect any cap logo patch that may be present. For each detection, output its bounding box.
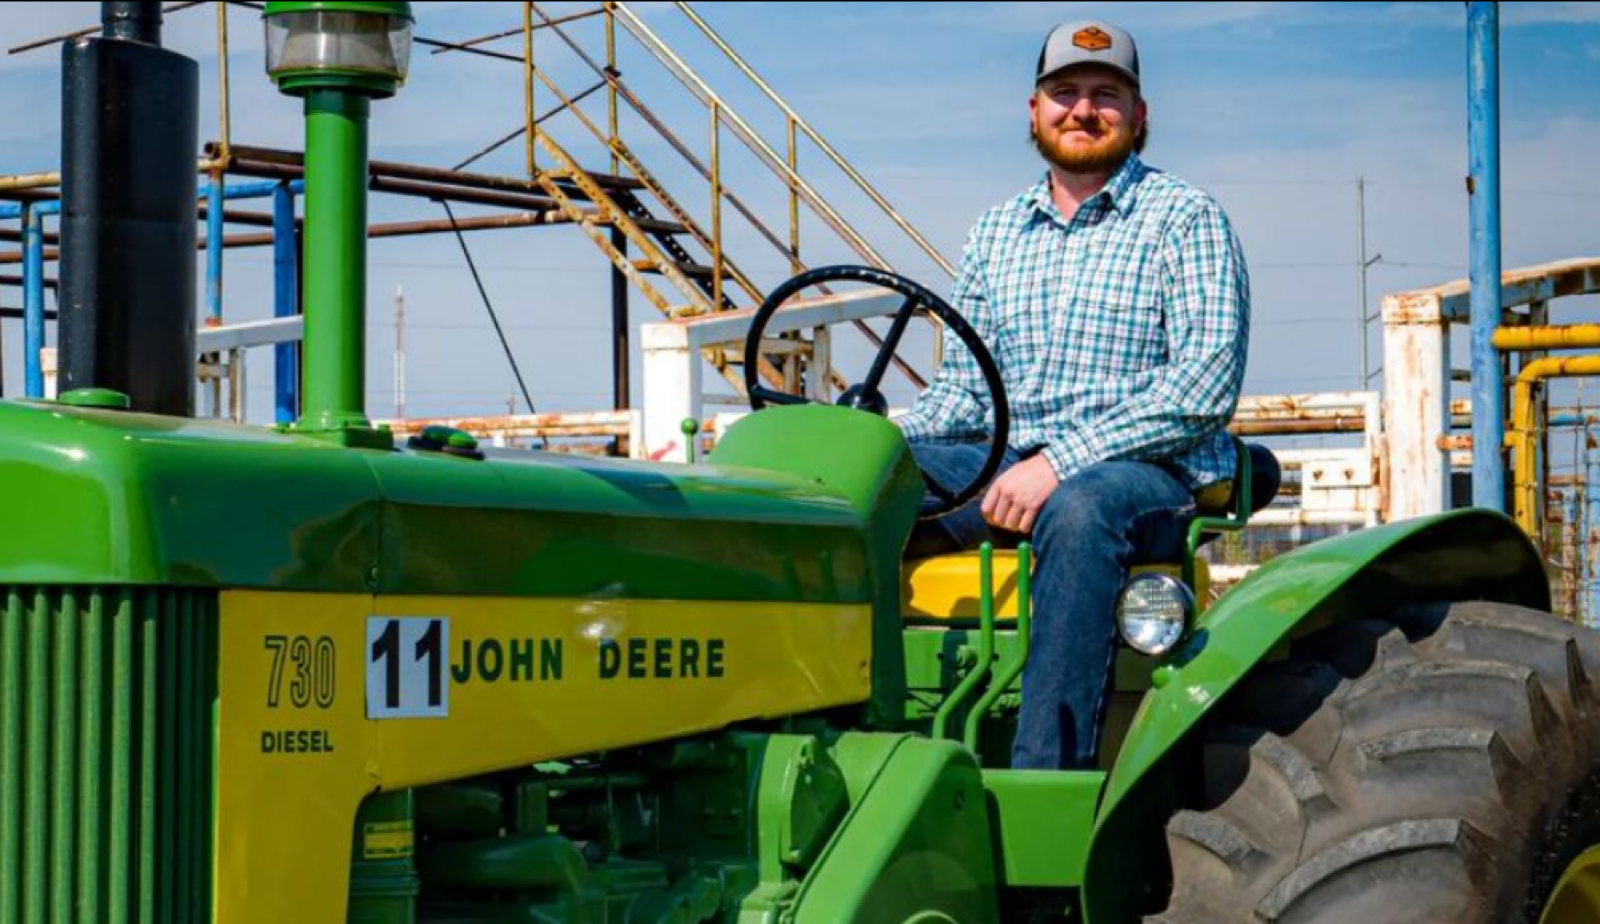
[1072,27,1113,52]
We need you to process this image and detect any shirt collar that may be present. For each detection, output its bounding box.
[1099,152,1147,211]
[1026,153,1148,224]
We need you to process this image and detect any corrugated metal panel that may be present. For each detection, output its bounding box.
[0,586,216,924]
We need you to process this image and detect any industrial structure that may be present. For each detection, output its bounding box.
[3,0,949,427]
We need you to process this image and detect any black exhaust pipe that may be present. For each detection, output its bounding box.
[102,1,164,44]
[58,1,198,416]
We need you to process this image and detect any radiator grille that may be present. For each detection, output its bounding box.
[0,586,217,924]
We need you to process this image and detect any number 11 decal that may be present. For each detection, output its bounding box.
[366,617,450,719]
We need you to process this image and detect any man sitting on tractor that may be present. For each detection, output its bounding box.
[896,19,1251,771]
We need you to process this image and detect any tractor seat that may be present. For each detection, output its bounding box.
[900,444,1279,622]
[1194,442,1282,517]
[903,553,1211,622]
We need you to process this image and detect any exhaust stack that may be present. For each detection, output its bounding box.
[57,1,198,416]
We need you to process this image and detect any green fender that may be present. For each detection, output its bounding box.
[1081,508,1550,924]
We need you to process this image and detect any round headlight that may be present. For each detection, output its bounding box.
[1115,573,1194,657]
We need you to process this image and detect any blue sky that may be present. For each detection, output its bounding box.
[2,2,1599,420]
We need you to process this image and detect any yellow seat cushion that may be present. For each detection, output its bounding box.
[903,550,1209,621]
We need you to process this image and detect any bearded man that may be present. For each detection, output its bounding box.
[895,20,1252,771]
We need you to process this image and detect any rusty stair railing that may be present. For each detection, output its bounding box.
[431,1,942,395]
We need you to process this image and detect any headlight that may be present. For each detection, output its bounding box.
[1115,573,1194,657]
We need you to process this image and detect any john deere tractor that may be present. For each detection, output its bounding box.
[3,3,1598,923]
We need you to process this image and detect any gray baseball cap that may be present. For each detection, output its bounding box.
[1036,20,1140,88]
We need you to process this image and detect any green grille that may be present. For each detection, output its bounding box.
[0,586,217,924]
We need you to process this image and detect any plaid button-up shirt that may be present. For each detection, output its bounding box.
[897,155,1250,490]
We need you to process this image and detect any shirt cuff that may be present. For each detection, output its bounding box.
[1041,428,1100,482]
[893,412,934,443]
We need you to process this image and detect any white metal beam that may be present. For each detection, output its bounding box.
[640,288,904,458]
[196,315,304,353]
[1382,290,1452,519]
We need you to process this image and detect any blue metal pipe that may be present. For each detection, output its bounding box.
[1468,2,1505,511]
[272,182,299,425]
[22,206,45,398]
[2,201,59,220]
[0,180,303,221]
[215,179,304,201]
[8,179,309,399]
[206,175,224,322]
[0,203,45,221]
[8,180,307,396]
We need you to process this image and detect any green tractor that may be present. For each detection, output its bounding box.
[3,3,1599,923]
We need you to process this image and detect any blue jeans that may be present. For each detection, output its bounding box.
[908,440,1195,770]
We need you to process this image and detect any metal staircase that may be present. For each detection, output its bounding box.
[439,0,956,396]
[2,0,952,433]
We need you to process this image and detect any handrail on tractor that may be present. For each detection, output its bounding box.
[932,542,997,742]
[1184,438,1255,589]
[964,543,1032,753]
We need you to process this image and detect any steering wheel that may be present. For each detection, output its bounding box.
[742,265,1010,517]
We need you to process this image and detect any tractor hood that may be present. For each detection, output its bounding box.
[0,401,920,606]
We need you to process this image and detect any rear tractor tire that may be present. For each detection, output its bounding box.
[1150,601,1600,924]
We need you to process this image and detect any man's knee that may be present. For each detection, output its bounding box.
[1032,462,1192,556]
[1034,464,1131,538]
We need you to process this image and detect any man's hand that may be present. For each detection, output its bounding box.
[981,455,1060,533]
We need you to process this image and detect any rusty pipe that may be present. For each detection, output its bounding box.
[0,275,58,289]
[0,229,62,246]
[6,0,206,55]
[204,210,579,249]
[1228,417,1367,436]
[0,249,58,265]
[426,7,606,55]
[217,143,641,196]
[1511,354,1600,536]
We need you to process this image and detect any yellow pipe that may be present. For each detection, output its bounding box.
[0,172,61,192]
[787,117,800,275]
[710,102,722,310]
[605,2,618,174]
[1495,324,1600,352]
[216,1,231,160]
[524,2,536,177]
[2,159,229,194]
[1511,355,1600,535]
